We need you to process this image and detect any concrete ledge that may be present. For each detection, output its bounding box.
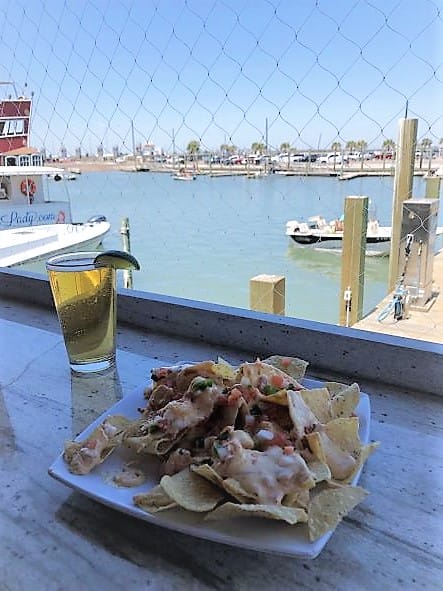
[1,268,441,395]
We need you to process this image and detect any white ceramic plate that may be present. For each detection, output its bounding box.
[48,369,371,559]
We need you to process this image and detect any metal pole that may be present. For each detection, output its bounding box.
[131,121,136,170]
[120,217,133,289]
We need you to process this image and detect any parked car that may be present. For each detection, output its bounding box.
[318,152,349,164]
[347,152,362,160]
[291,153,306,162]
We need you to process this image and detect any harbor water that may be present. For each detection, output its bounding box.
[27,171,434,324]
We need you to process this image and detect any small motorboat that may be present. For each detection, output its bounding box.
[246,170,268,179]
[285,215,392,256]
[172,170,196,181]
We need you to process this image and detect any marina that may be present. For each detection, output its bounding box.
[14,166,441,332]
[0,3,441,590]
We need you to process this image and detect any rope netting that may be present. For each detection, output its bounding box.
[1,0,442,324]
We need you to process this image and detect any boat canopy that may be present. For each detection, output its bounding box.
[0,165,64,176]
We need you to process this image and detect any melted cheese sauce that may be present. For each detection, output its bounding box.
[161,383,220,436]
[215,439,314,504]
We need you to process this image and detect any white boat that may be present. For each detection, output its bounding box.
[246,170,268,179]
[172,172,196,181]
[0,84,110,267]
[285,215,392,256]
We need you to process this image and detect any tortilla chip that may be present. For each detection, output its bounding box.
[214,357,237,380]
[133,484,177,513]
[341,441,380,484]
[193,463,263,503]
[307,459,332,483]
[287,390,319,439]
[308,485,368,541]
[262,389,288,406]
[324,417,361,456]
[191,463,225,487]
[305,431,357,481]
[64,415,131,475]
[205,502,308,525]
[282,488,310,509]
[160,468,225,512]
[124,433,178,456]
[323,381,348,396]
[328,383,360,418]
[299,388,332,424]
[222,477,257,503]
[263,355,309,380]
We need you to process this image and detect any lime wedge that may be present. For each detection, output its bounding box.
[94,250,140,270]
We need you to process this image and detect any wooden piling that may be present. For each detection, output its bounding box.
[339,196,368,327]
[120,217,133,289]
[388,118,418,291]
[250,274,285,315]
[425,176,441,199]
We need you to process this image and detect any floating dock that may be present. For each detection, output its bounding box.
[354,250,443,344]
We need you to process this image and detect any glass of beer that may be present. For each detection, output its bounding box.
[46,252,117,373]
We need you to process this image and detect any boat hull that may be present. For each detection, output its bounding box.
[0,221,110,267]
[288,233,391,256]
[0,201,73,230]
[172,174,196,181]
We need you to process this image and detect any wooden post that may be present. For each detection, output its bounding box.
[120,217,133,289]
[339,196,368,327]
[388,118,418,291]
[250,274,285,315]
[425,176,441,199]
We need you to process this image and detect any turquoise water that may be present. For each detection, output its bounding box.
[36,171,432,324]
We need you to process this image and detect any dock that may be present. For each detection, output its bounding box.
[354,250,443,344]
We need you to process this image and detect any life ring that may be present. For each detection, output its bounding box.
[20,178,37,197]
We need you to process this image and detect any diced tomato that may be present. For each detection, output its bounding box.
[227,388,242,405]
[281,358,291,368]
[270,374,285,388]
[270,430,291,447]
[240,385,260,403]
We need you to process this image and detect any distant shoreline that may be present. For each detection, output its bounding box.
[57,157,442,177]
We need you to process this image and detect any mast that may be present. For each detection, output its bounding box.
[131,120,136,162]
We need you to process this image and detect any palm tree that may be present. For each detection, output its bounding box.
[280,142,291,154]
[382,138,395,157]
[417,137,432,168]
[331,141,341,153]
[251,142,265,154]
[187,140,200,170]
[220,143,236,154]
[345,140,356,153]
[420,138,432,155]
[279,142,292,168]
[187,140,200,156]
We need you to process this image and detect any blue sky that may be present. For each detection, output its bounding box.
[0,0,441,154]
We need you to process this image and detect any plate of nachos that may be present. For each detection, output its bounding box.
[49,355,378,558]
